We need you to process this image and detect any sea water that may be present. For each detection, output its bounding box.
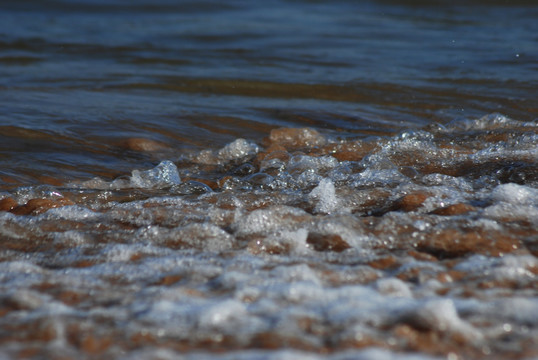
[0,1,537,359]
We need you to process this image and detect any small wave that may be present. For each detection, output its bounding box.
[0,114,536,358]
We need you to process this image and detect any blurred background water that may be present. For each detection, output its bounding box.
[0,0,537,186]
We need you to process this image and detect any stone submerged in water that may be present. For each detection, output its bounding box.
[5,197,74,215]
[120,137,170,152]
[267,127,326,150]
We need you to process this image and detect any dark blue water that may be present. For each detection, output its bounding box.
[1,0,536,186]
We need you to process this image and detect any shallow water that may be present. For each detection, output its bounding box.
[0,1,537,359]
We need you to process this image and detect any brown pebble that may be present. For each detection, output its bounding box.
[121,137,168,152]
[306,233,351,252]
[368,255,399,270]
[155,274,183,286]
[267,127,325,150]
[432,203,476,216]
[396,266,434,283]
[57,290,85,306]
[335,333,382,349]
[249,331,318,351]
[129,252,145,262]
[262,149,291,163]
[417,228,520,258]
[16,348,42,359]
[265,143,287,153]
[390,324,474,356]
[130,331,158,347]
[326,140,378,162]
[256,144,288,163]
[32,322,58,342]
[0,197,18,211]
[395,191,431,212]
[80,334,112,354]
[11,197,74,215]
[73,259,96,268]
[436,272,455,283]
[331,151,363,162]
[407,250,438,262]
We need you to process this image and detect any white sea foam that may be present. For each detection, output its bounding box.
[130,160,181,188]
[309,178,340,214]
[1,117,537,359]
[490,183,538,205]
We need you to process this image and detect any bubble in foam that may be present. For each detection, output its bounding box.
[395,129,435,142]
[351,169,409,188]
[490,183,538,205]
[233,205,311,238]
[1,289,44,311]
[295,169,323,188]
[273,263,322,285]
[192,139,259,165]
[455,254,536,286]
[105,243,145,262]
[491,297,538,326]
[42,205,101,221]
[449,113,513,131]
[130,160,181,189]
[267,229,311,254]
[309,178,340,214]
[143,223,235,252]
[11,185,66,204]
[375,278,412,298]
[0,260,44,275]
[260,156,287,173]
[421,174,473,192]
[174,180,213,195]
[287,155,339,175]
[176,223,235,252]
[198,299,247,329]
[217,138,259,162]
[246,173,275,188]
[51,230,92,246]
[402,299,483,341]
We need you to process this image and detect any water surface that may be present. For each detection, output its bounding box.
[0,1,537,359]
